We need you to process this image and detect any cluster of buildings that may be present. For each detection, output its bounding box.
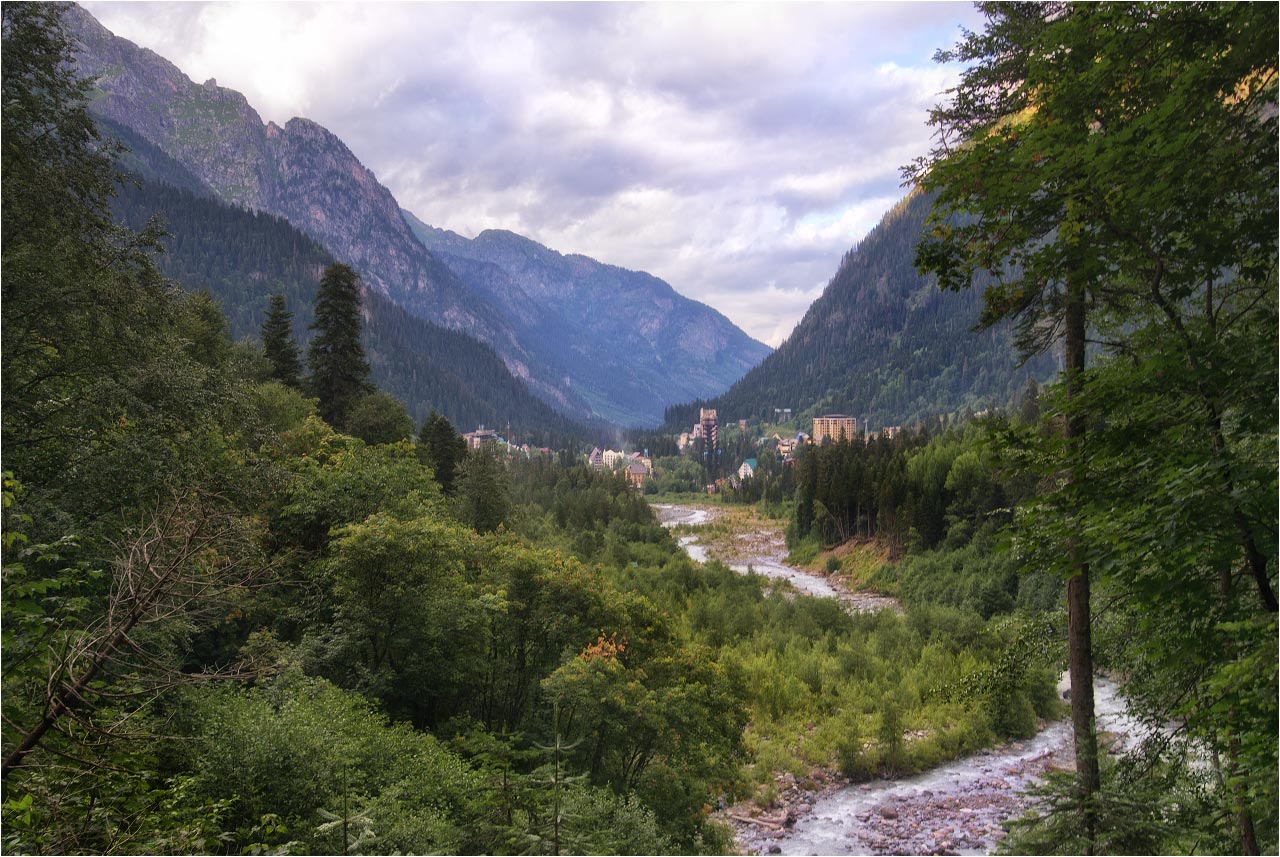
[676,407,721,452]
[588,447,653,488]
[463,426,500,449]
[462,425,552,458]
[808,414,906,444]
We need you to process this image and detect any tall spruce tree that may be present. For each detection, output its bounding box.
[261,293,303,388]
[419,410,467,495]
[308,263,371,429]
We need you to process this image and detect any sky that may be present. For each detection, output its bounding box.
[83,1,981,348]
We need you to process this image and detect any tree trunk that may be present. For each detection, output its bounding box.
[1064,276,1100,851]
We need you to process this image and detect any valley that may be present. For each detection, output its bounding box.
[3,4,1274,856]
[654,500,1149,856]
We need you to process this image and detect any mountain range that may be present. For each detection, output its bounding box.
[664,192,1060,432]
[105,157,587,444]
[65,4,769,429]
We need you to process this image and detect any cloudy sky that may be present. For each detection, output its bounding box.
[84,1,980,347]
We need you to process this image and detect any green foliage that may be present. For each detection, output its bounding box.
[301,506,494,730]
[344,390,414,445]
[192,672,487,854]
[419,410,468,495]
[261,293,303,388]
[454,449,512,534]
[251,380,318,435]
[912,4,1279,849]
[308,263,372,428]
[1001,749,1233,856]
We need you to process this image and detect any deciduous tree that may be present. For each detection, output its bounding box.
[910,3,1277,850]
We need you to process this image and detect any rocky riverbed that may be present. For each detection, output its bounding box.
[652,503,900,613]
[651,501,1147,856]
[730,675,1140,856]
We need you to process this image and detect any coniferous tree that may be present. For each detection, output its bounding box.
[308,263,371,429]
[419,410,468,495]
[261,293,303,388]
[454,448,510,534]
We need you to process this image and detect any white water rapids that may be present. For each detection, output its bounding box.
[652,501,1150,856]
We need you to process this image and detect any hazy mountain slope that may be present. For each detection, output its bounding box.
[108,176,587,442]
[665,192,1059,430]
[406,213,773,426]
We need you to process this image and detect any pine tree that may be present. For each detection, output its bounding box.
[261,293,303,388]
[419,410,467,495]
[308,263,371,428]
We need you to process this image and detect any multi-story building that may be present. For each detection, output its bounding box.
[588,447,604,470]
[625,462,648,488]
[464,426,499,449]
[881,425,903,440]
[602,449,626,469]
[812,414,858,444]
[699,408,719,449]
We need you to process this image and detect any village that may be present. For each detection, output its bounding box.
[455,409,909,494]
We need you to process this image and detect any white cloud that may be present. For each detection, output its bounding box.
[82,0,981,345]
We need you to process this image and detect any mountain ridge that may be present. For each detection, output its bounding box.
[404,212,772,426]
[107,174,590,442]
[66,2,767,428]
[665,191,1060,430]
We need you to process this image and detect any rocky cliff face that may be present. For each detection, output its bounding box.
[66,3,769,427]
[260,117,509,346]
[69,7,277,209]
[68,6,506,342]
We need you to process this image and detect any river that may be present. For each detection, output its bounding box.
[652,503,899,611]
[652,501,1148,856]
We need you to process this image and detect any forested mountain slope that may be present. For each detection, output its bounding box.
[109,177,587,442]
[66,3,765,428]
[666,192,1059,430]
[406,214,772,427]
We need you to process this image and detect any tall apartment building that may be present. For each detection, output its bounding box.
[699,408,719,449]
[812,414,858,444]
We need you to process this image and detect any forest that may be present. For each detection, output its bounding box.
[104,140,588,444]
[2,3,1276,857]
